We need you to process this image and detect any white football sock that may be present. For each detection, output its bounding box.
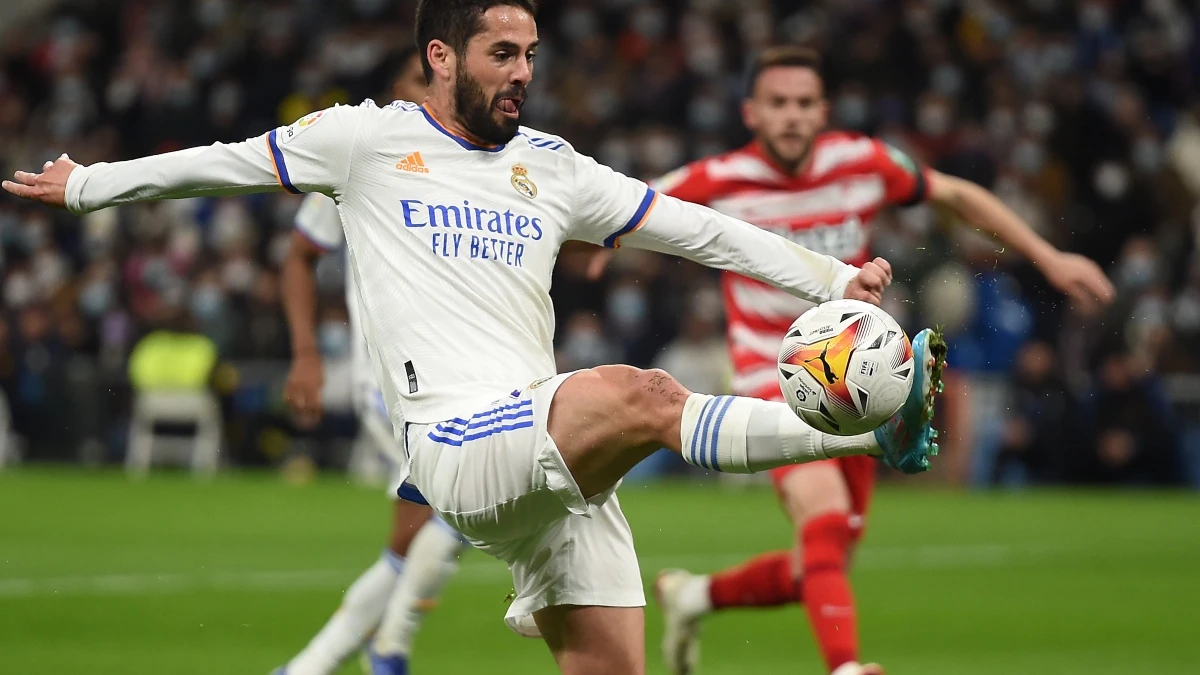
[286,550,403,675]
[679,394,878,473]
[372,518,466,657]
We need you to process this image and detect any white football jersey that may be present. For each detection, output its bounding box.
[66,100,859,425]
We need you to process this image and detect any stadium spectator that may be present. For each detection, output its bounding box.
[0,0,1196,477]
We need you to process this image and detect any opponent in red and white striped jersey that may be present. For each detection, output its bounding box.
[649,46,1115,675]
[653,132,932,400]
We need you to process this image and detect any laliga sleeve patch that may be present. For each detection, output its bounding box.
[884,143,919,176]
[280,110,326,145]
[648,165,690,194]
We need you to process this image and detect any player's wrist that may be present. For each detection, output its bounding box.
[293,346,322,361]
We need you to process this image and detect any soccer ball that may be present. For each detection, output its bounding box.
[777,299,914,436]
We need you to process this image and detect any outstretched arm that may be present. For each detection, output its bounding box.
[927,171,1115,312]
[619,190,891,305]
[3,106,360,214]
[567,151,889,305]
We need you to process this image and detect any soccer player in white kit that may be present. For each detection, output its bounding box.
[273,49,469,675]
[4,2,946,673]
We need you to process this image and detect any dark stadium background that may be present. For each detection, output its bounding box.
[0,2,1198,674]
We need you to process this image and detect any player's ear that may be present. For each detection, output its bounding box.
[741,98,758,133]
[427,40,454,82]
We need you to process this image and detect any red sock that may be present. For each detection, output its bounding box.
[708,550,800,609]
[801,512,859,671]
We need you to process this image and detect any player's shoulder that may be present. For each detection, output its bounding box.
[516,126,571,154]
[690,145,781,184]
[353,98,428,125]
[808,131,883,178]
[512,126,582,174]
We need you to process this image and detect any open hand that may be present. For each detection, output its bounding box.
[1043,251,1116,315]
[2,154,77,209]
[843,257,892,306]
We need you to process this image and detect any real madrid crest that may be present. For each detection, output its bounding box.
[510,164,537,199]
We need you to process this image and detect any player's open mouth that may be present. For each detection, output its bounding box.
[497,98,522,119]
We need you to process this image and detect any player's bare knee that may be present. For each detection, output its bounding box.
[596,365,687,442]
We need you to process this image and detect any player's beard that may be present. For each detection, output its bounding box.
[455,68,523,146]
[762,134,816,174]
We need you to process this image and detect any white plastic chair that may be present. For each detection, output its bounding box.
[126,390,222,477]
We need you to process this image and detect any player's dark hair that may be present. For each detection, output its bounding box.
[747,45,823,96]
[415,0,539,83]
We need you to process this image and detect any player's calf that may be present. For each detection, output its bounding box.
[388,499,434,556]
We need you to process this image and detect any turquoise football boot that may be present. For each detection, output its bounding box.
[874,328,947,474]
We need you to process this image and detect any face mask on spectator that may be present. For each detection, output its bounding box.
[1094,162,1130,201]
[196,0,229,27]
[598,136,635,176]
[210,81,242,121]
[633,7,668,40]
[79,282,114,318]
[609,286,648,333]
[1174,291,1200,334]
[1012,140,1046,175]
[319,322,351,358]
[1043,42,1075,74]
[1023,101,1055,137]
[835,93,870,129]
[1117,254,1158,291]
[931,65,964,97]
[33,252,67,294]
[638,132,686,176]
[351,0,388,17]
[916,102,950,137]
[1132,138,1163,175]
[222,258,257,293]
[688,95,727,132]
[190,47,220,80]
[686,42,723,77]
[190,286,225,321]
[5,272,35,308]
[562,326,612,368]
[22,219,49,252]
[1079,2,1111,32]
[561,7,598,41]
[988,108,1016,144]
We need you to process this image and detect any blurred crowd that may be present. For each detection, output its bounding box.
[1,0,1199,484]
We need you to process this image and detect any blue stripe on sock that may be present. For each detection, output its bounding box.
[707,396,736,471]
[698,397,722,469]
[689,398,714,468]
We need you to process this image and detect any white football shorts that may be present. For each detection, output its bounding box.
[404,372,644,636]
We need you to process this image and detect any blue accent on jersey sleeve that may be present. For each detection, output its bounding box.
[603,186,657,248]
[268,129,301,194]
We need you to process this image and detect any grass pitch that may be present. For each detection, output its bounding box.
[1,469,1197,674]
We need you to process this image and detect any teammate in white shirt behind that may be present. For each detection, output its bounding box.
[5,2,947,673]
[271,47,468,675]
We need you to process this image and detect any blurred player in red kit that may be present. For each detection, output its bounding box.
[649,46,1115,675]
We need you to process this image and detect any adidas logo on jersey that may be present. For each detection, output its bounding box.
[396,152,430,174]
